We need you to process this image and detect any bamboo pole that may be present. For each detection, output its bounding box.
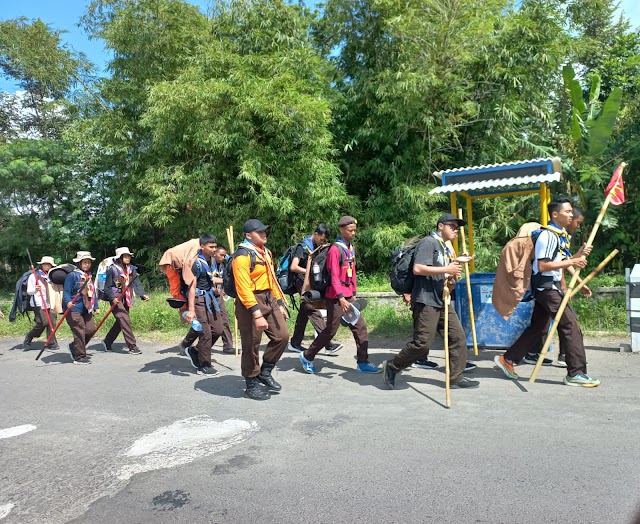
[530,165,625,383]
[568,250,619,299]
[226,226,239,358]
[443,279,452,409]
[457,209,478,356]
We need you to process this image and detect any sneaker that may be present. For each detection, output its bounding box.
[450,377,480,389]
[464,362,478,372]
[197,365,219,376]
[222,347,235,354]
[494,355,519,379]
[523,353,552,366]
[288,342,306,353]
[73,356,91,365]
[22,335,32,351]
[101,340,112,352]
[129,347,142,355]
[299,352,317,374]
[324,343,343,355]
[411,359,438,370]
[563,374,600,388]
[556,354,567,368]
[186,346,200,370]
[356,362,382,374]
[382,360,398,389]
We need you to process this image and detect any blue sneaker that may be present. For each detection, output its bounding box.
[357,362,382,374]
[299,352,317,374]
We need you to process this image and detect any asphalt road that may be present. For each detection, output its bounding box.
[1,334,639,523]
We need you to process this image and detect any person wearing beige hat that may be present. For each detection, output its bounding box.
[101,247,149,354]
[63,251,98,365]
[23,256,59,351]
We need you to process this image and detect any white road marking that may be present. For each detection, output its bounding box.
[117,416,259,480]
[0,503,15,520]
[0,425,36,440]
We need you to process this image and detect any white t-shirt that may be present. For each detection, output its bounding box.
[533,229,562,284]
[27,272,50,309]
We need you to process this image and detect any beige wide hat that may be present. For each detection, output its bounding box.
[115,247,134,258]
[37,256,55,266]
[72,251,96,263]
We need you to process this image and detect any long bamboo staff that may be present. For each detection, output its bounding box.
[443,277,452,409]
[530,164,626,383]
[26,249,54,332]
[568,249,619,299]
[226,226,238,357]
[35,276,90,361]
[92,275,139,335]
[457,210,478,356]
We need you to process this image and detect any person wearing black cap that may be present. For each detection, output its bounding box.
[382,214,480,390]
[232,219,289,400]
[299,215,381,374]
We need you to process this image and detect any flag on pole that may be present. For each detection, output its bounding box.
[605,163,625,206]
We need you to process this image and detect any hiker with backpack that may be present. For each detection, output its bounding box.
[494,198,600,387]
[299,215,382,375]
[230,219,289,400]
[212,245,235,354]
[382,214,480,390]
[23,256,60,352]
[287,224,343,355]
[100,247,149,355]
[63,251,99,365]
[179,234,225,376]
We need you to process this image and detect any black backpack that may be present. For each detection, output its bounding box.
[223,246,257,298]
[389,237,421,295]
[309,244,344,295]
[276,244,301,295]
[9,270,36,322]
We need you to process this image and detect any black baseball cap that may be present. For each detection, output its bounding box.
[243,219,270,233]
[437,213,466,227]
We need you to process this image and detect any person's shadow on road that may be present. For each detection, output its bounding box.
[194,375,247,398]
[138,356,193,377]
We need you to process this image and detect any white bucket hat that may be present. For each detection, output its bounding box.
[72,251,96,263]
[37,256,55,266]
[115,247,134,258]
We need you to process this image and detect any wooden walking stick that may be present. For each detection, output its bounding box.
[530,163,626,383]
[443,277,452,409]
[457,210,478,356]
[26,249,54,333]
[226,225,239,357]
[35,277,91,361]
[92,275,139,335]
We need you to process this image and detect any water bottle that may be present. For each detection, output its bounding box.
[182,311,203,332]
[312,262,321,284]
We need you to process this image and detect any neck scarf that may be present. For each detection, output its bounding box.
[431,232,453,264]
[74,268,95,311]
[113,262,132,307]
[544,222,572,259]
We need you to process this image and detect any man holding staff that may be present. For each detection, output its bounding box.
[23,256,59,352]
[382,214,479,390]
[494,198,600,387]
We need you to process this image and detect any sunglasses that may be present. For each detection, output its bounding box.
[443,223,460,231]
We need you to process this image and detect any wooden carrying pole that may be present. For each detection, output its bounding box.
[530,165,625,383]
[457,209,478,356]
[443,279,452,409]
[226,226,239,357]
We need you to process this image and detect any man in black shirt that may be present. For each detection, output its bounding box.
[288,224,343,355]
[383,214,480,390]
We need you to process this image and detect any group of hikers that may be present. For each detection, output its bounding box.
[6,197,601,400]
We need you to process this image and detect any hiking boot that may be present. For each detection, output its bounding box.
[411,359,438,370]
[222,347,235,355]
[44,343,60,352]
[324,343,343,355]
[288,342,306,353]
[357,362,382,374]
[299,352,317,374]
[22,335,32,351]
[382,360,399,389]
[197,365,219,376]
[129,346,142,355]
[464,362,478,372]
[494,355,519,379]
[186,346,200,370]
[451,377,480,389]
[73,356,91,365]
[245,376,270,400]
[257,362,282,393]
[556,353,567,368]
[564,374,600,388]
[101,340,112,352]
[523,352,552,366]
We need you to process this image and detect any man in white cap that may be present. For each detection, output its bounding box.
[23,256,59,351]
[101,247,149,354]
[63,251,98,365]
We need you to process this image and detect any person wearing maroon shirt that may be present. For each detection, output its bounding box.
[298,215,381,374]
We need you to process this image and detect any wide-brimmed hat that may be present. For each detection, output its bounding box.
[37,256,55,266]
[72,251,96,263]
[115,247,134,258]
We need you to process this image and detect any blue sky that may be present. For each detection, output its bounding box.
[2,0,640,92]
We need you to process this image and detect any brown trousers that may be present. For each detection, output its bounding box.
[236,291,288,378]
[392,302,467,383]
[304,297,369,363]
[104,301,137,349]
[66,311,96,359]
[291,280,327,346]
[505,289,587,376]
[183,295,224,367]
[26,307,58,346]
[216,294,234,349]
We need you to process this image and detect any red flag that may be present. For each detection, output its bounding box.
[605,163,625,206]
